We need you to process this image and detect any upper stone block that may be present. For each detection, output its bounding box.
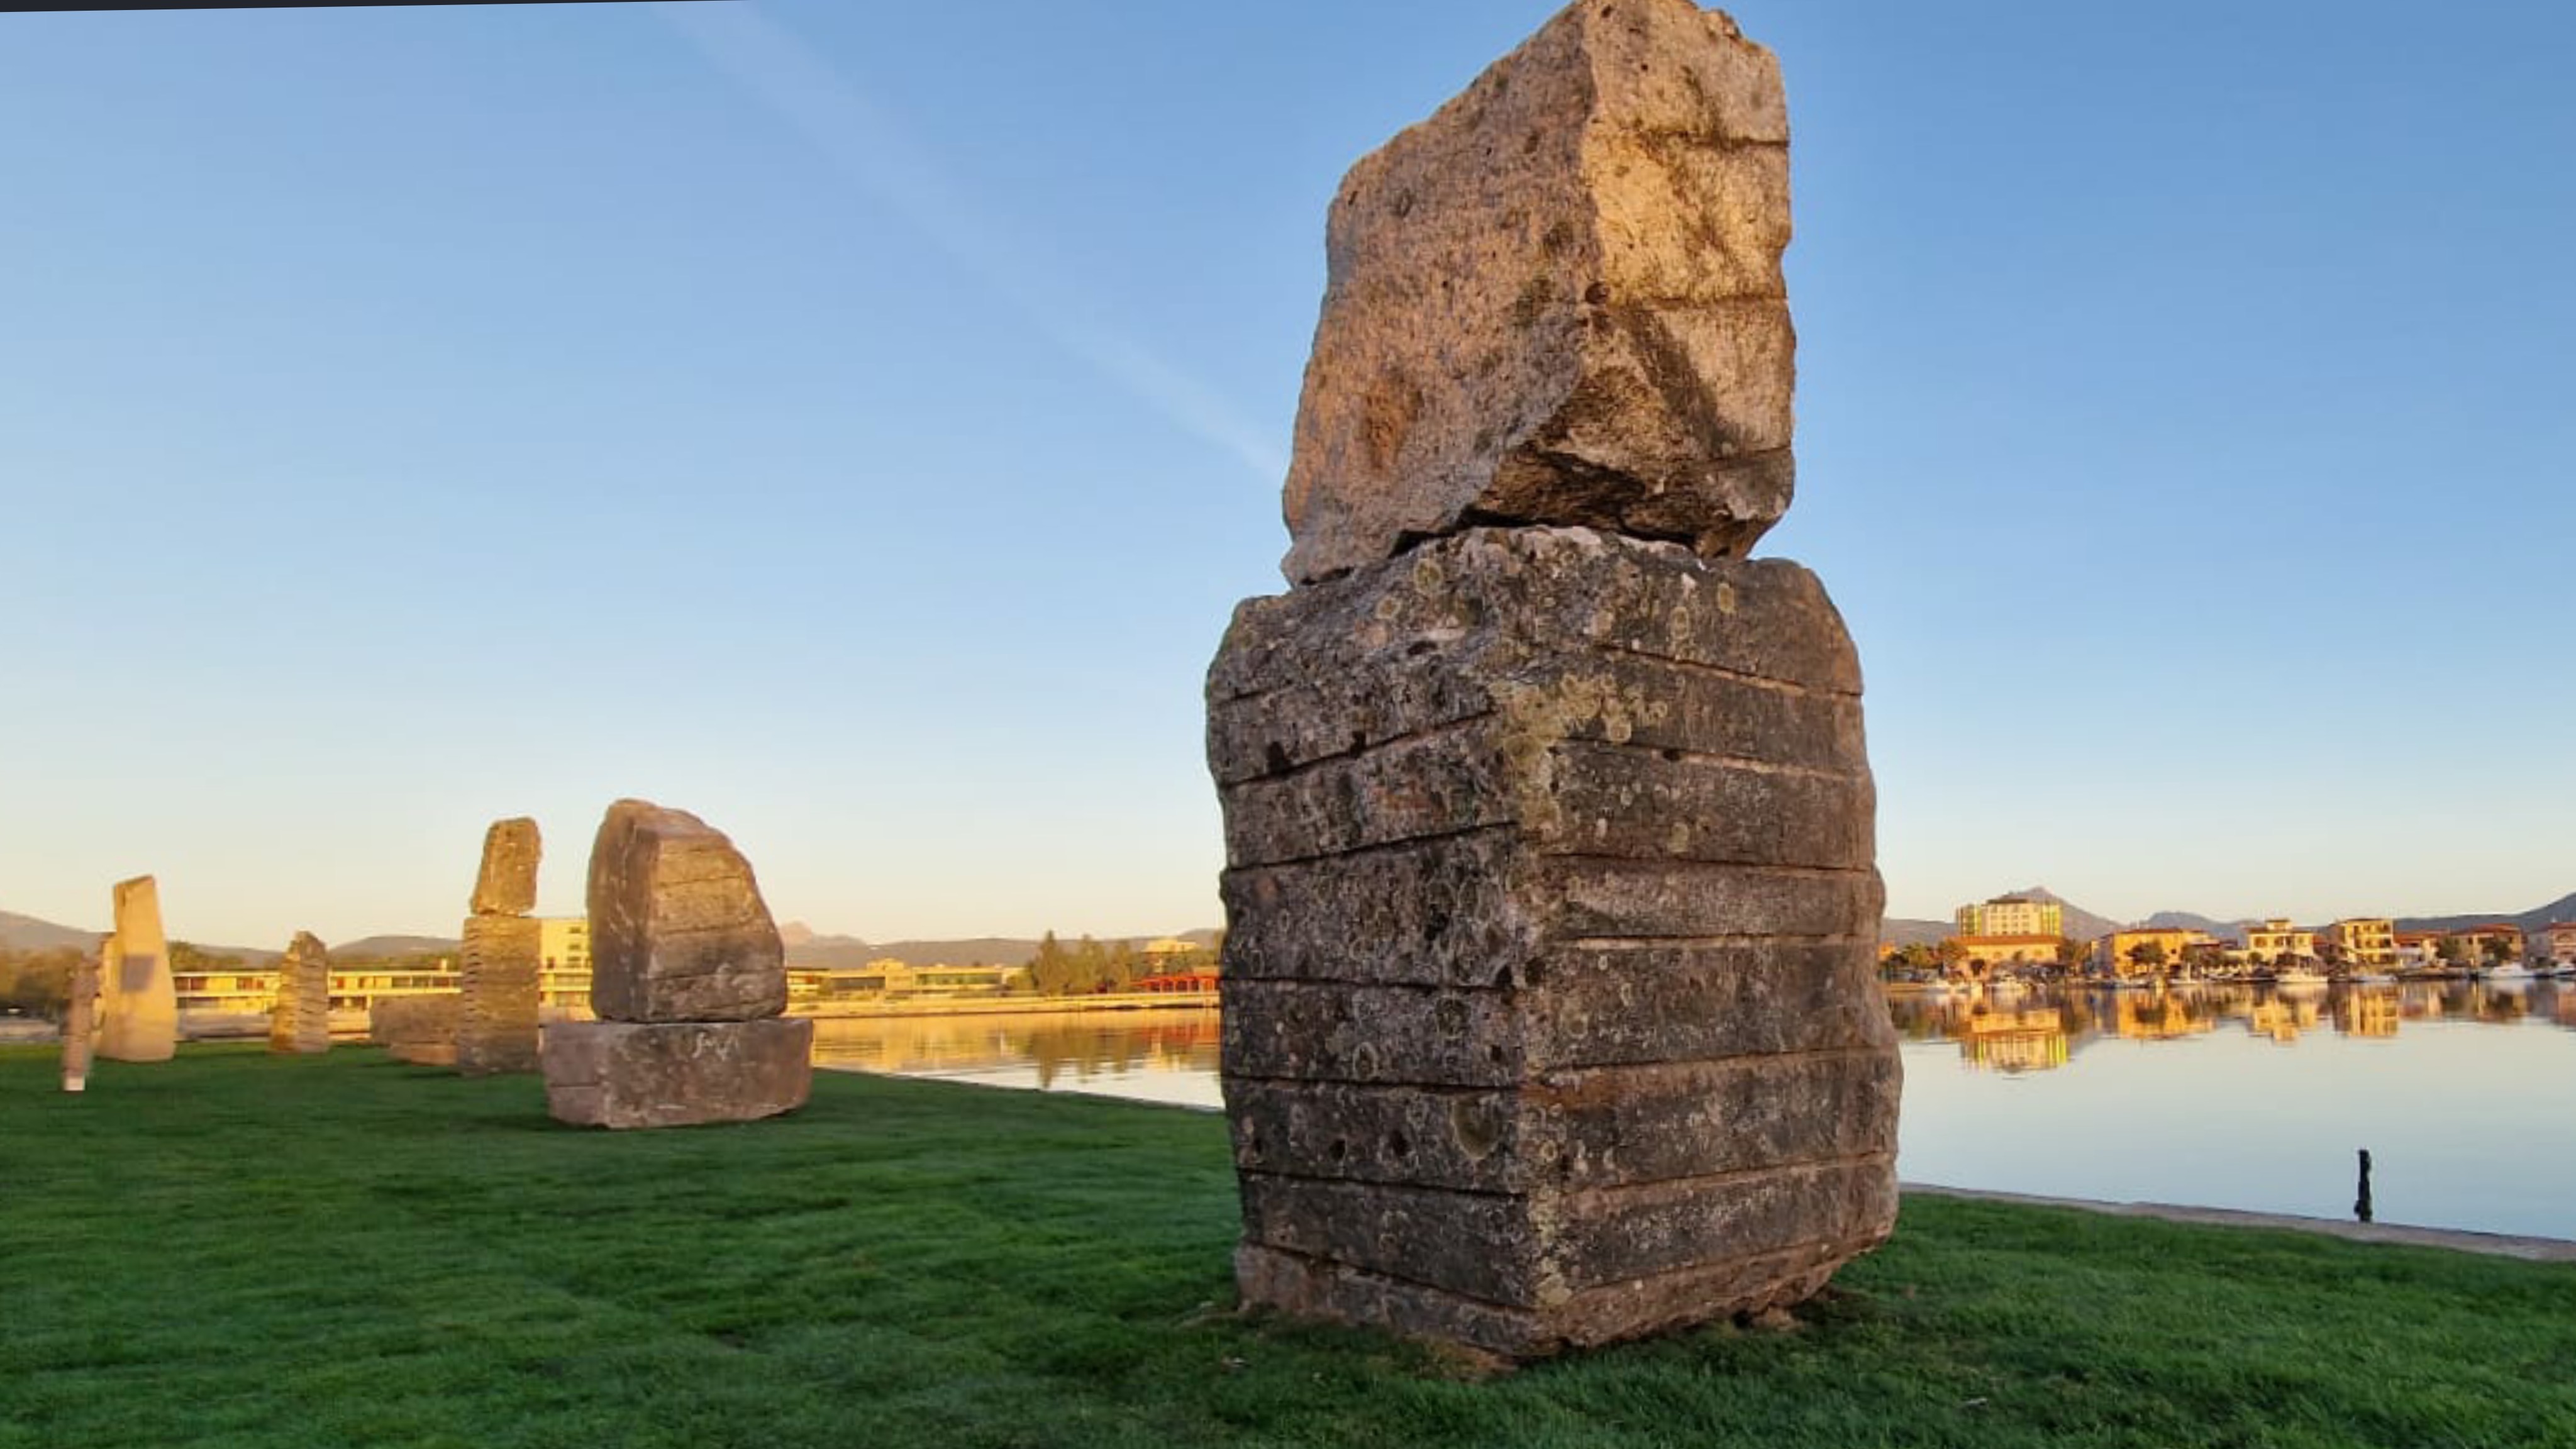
[472,817,542,916]
[1280,0,1794,585]
[587,799,787,1024]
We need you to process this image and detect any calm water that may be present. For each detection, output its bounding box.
[819,981,2576,1240]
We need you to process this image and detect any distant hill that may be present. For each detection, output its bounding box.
[331,935,459,961]
[785,929,1221,970]
[0,909,274,962]
[1877,917,1950,948]
[2011,888,2121,944]
[2396,890,2576,938]
[2138,911,2258,943]
[0,910,100,952]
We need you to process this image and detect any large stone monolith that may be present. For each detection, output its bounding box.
[455,818,543,1075]
[61,941,103,1092]
[540,800,811,1129]
[97,875,177,1062]
[1207,0,1899,1359]
[269,931,333,1055]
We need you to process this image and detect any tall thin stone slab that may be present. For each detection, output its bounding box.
[455,818,543,1075]
[269,931,333,1055]
[60,941,103,1092]
[1207,0,1899,1358]
[540,799,811,1129]
[97,875,177,1063]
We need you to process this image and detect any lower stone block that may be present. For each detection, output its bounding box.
[458,914,542,1076]
[370,995,460,1067]
[541,1017,814,1130]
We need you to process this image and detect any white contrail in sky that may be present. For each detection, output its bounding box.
[650,1,1289,480]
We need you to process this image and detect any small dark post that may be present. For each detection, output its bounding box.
[2354,1148,2374,1223]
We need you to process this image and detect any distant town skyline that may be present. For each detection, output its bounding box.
[4,1,2570,947]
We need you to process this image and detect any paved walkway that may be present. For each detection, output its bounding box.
[1904,1183,2576,1263]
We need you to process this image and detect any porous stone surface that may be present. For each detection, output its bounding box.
[370,994,462,1067]
[471,817,543,916]
[1208,526,1899,1357]
[587,799,787,1024]
[456,915,542,1075]
[60,947,101,1092]
[540,1018,814,1130]
[1280,0,1795,585]
[268,931,333,1056]
[98,875,177,1063]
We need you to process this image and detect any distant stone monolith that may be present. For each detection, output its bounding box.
[455,818,543,1075]
[61,942,103,1092]
[269,931,333,1055]
[1207,0,1899,1359]
[97,875,177,1062]
[540,799,810,1129]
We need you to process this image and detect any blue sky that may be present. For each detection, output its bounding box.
[3,0,2568,948]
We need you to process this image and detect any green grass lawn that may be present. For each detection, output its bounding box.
[3,1045,2570,1448]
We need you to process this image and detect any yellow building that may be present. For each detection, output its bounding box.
[536,916,592,1010]
[819,958,1019,999]
[1947,935,2065,972]
[2243,918,2316,964]
[2093,928,2216,978]
[1955,896,2063,939]
[2546,922,2576,966]
[2321,918,2396,968]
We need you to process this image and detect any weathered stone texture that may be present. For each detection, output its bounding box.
[586,799,787,1024]
[456,915,542,1075]
[541,1018,814,1130]
[1210,526,1898,1357]
[471,817,543,916]
[98,875,177,1063]
[370,994,462,1067]
[60,947,102,1092]
[269,931,333,1056]
[1279,0,1796,584]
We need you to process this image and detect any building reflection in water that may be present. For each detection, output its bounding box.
[1884,979,2572,1072]
[809,1008,1220,1087]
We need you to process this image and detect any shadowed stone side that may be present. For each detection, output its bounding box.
[98,875,176,1063]
[1280,0,1795,584]
[1209,527,1899,1358]
[541,1018,814,1130]
[269,931,333,1056]
[370,994,461,1067]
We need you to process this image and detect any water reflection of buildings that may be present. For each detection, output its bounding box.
[810,1008,1221,1084]
[1958,1008,2068,1073]
[1885,979,2574,1069]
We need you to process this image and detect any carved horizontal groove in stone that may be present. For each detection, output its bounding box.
[1217,819,1517,875]
[1591,643,1846,698]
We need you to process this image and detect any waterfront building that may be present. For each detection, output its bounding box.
[536,916,592,1011]
[2093,928,2217,978]
[1955,896,2063,939]
[818,958,1019,999]
[1946,934,2065,972]
[2242,919,2318,965]
[2320,918,2397,969]
[2547,922,2576,966]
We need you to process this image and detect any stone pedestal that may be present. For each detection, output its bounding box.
[540,1018,814,1130]
[98,875,177,1063]
[1209,527,1899,1357]
[269,931,333,1056]
[457,914,541,1075]
[372,995,462,1067]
